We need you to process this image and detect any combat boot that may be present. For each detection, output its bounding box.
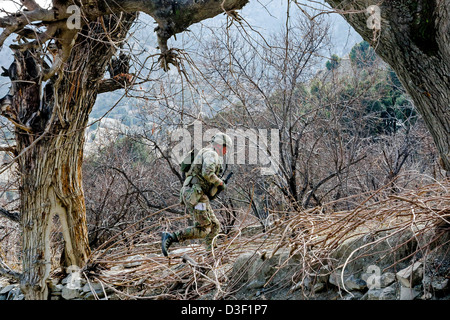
[161,232,179,257]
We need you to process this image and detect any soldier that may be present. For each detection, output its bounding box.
[161,132,233,256]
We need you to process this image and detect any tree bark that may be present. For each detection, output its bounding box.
[325,0,450,172]
[10,13,136,300]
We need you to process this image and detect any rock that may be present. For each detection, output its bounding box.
[102,265,124,278]
[124,254,144,268]
[7,286,22,300]
[367,283,397,300]
[330,230,417,276]
[0,278,9,289]
[380,272,396,288]
[12,293,24,300]
[290,281,302,292]
[83,291,98,300]
[421,292,433,300]
[51,290,62,297]
[313,283,325,293]
[396,262,423,288]
[82,290,108,300]
[367,288,383,300]
[48,278,62,293]
[81,282,113,300]
[302,277,313,290]
[328,271,344,288]
[48,278,63,294]
[379,284,398,300]
[51,284,63,294]
[169,244,202,256]
[62,286,80,300]
[361,265,382,289]
[423,275,449,299]
[291,276,313,292]
[1,284,23,300]
[291,276,326,294]
[62,272,84,289]
[82,282,104,293]
[344,275,367,291]
[0,284,16,295]
[432,278,448,292]
[399,286,420,300]
[344,291,364,300]
[329,271,366,291]
[362,270,395,289]
[111,265,124,272]
[231,252,262,286]
[242,225,265,237]
[316,265,330,284]
[231,249,304,293]
[247,279,265,290]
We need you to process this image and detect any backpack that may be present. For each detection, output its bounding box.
[180,148,199,174]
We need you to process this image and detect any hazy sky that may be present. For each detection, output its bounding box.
[0,0,360,55]
[0,0,361,96]
[0,0,51,13]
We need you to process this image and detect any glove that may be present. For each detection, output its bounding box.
[217,182,226,192]
[209,181,226,200]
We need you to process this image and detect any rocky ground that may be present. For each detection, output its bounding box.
[1,226,448,301]
[1,181,449,300]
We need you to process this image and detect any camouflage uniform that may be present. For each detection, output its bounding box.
[175,147,224,249]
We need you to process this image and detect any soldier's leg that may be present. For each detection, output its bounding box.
[174,201,212,241]
[204,202,221,250]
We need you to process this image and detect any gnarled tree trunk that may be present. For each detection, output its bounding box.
[11,13,136,300]
[325,0,450,172]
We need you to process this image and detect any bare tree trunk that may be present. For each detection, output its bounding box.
[9,14,136,300]
[18,126,90,300]
[325,0,450,172]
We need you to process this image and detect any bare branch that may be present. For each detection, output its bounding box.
[0,0,250,75]
[0,145,16,156]
[98,73,134,93]
[0,208,20,223]
[20,0,41,11]
[0,257,21,281]
[11,23,60,52]
[0,7,57,47]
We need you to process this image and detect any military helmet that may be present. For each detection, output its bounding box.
[211,132,232,148]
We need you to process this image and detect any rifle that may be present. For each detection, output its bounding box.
[208,171,233,200]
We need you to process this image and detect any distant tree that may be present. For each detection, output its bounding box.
[349,41,377,67]
[326,54,341,70]
[325,0,450,172]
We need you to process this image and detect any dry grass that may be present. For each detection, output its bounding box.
[78,178,449,300]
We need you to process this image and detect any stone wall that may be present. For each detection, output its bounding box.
[228,229,450,300]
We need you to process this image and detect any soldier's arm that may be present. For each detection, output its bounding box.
[202,151,223,186]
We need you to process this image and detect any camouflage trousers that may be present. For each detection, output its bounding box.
[175,187,221,249]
